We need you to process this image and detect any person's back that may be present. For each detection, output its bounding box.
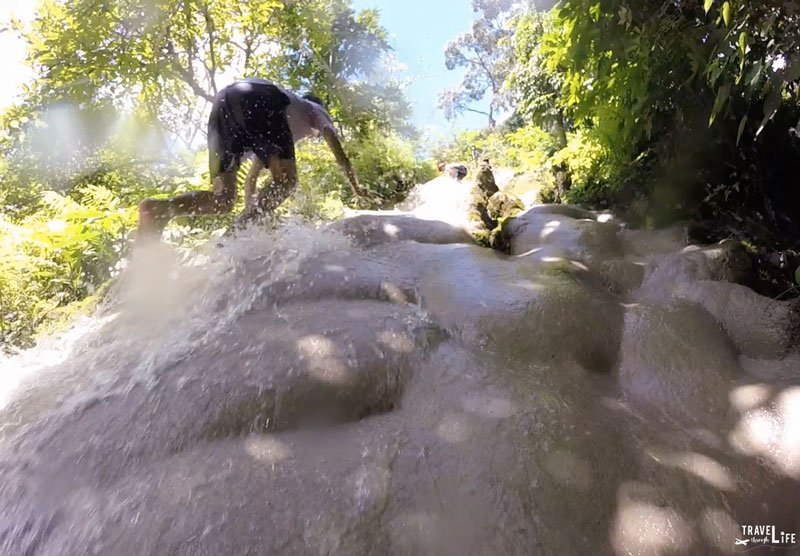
[438,162,468,182]
[450,164,468,181]
[240,77,335,140]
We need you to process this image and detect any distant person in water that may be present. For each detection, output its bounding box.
[438,162,468,182]
[137,78,364,236]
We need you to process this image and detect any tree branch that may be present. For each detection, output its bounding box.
[233,29,255,72]
[166,43,214,103]
[201,2,218,94]
[463,107,491,117]
[474,52,499,92]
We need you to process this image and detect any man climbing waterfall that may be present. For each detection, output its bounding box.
[438,161,468,181]
[137,78,365,236]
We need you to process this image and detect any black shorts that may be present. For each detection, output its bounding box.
[207,80,294,179]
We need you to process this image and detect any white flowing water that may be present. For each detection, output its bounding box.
[1,177,798,555]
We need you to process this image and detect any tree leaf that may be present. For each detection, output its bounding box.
[722,1,731,27]
[736,115,748,145]
[746,60,765,89]
[756,86,782,137]
[709,82,731,126]
[736,32,748,81]
[704,0,714,14]
[783,56,800,83]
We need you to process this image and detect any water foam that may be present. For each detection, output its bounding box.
[0,219,353,413]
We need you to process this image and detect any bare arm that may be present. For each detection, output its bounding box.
[322,127,363,196]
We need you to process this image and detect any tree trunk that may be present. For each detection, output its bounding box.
[552,110,571,203]
[552,162,572,204]
[554,109,568,149]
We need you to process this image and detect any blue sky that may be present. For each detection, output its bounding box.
[352,0,490,138]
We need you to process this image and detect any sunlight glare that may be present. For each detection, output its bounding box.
[296,335,349,383]
[612,490,692,555]
[729,388,800,479]
[436,413,471,443]
[540,220,560,240]
[244,436,292,463]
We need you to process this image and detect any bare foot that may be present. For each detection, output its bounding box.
[233,207,267,230]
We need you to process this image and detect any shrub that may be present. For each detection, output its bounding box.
[433,124,555,177]
[349,133,438,208]
[0,185,137,350]
[289,132,437,217]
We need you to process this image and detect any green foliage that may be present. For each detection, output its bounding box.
[551,130,613,195]
[288,140,348,220]
[536,1,707,187]
[290,132,437,217]
[0,185,136,350]
[19,0,408,139]
[439,0,517,127]
[349,134,438,208]
[505,124,555,168]
[432,0,799,251]
[496,0,800,234]
[434,123,554,170]
[506,10,563,128]
[700,1,800,139]
[0,0,428,351]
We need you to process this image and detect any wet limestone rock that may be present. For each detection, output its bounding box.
[486,191,524,221]
[474,158,500,197]
[468,160,523,251]
[616,301,740,426]
[331,213,473,247]
[673,279,800,359]
[3,206,800,556]
[485,192,524,253]
[468,159,500,237]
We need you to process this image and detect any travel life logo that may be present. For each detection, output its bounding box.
[734,525,798,552]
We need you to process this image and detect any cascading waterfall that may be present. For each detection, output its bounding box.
[1,173,798,555]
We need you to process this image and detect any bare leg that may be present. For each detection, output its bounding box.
[242,158,265,213]
[235,157,297,228]
[256,156,298,214]
[137,168,238,237]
